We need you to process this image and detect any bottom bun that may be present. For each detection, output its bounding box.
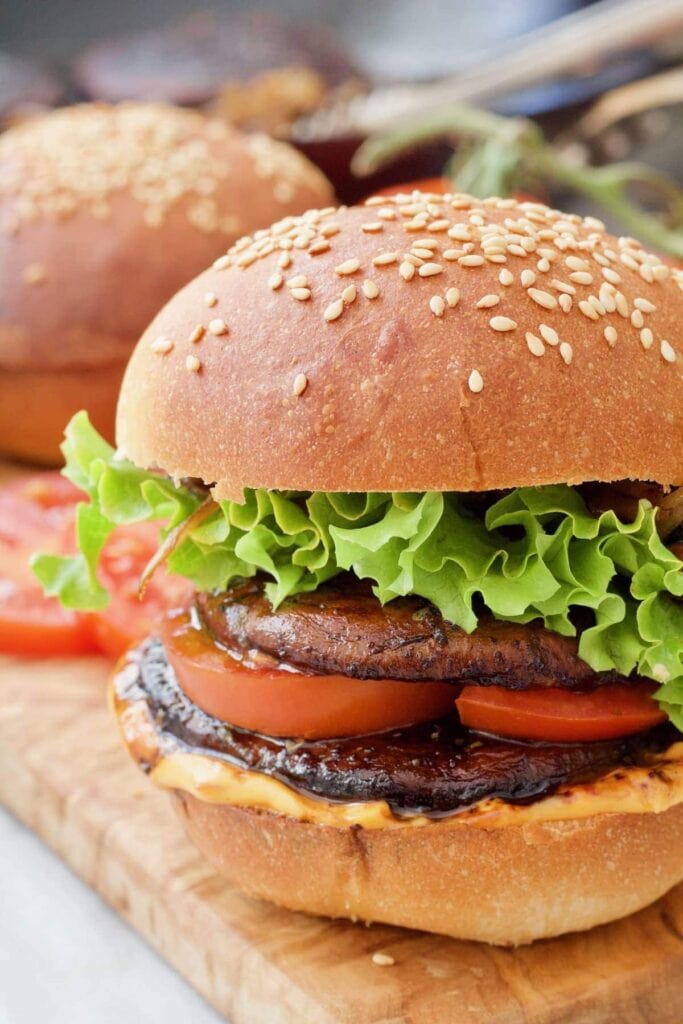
[173,792,683,945]
[0,362,123,464]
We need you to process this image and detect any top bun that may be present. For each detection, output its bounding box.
[0,102,332,462]
[117,192,683,498]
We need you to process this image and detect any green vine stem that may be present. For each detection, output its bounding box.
[352,104,683,258]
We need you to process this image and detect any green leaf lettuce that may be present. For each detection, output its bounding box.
[32,412,683,727]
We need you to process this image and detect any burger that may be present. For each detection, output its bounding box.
[34,191,683,945]
[0,101,333,464]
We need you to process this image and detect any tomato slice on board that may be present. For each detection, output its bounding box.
[92,522,193,660]
[455,683,667,743]
[0,472,97,657]
[0,581,95,657]
[161,608,457,739]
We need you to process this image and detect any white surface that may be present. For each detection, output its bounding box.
[0,807,222,1024]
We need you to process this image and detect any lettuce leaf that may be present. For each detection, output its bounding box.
[32,412,683,727]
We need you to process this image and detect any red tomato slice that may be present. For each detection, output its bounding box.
[92,523,193,659]
[370,177,451,197]
[455,683,667,743]
[0,472,96,657]
[161,608,457,739]
[368,179,544,203]
[0,581,95,657]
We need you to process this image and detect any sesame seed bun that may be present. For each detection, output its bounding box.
[175,792,683,946]
[0,102,333,464]
[111,664,683,945]
[116,193,682,498]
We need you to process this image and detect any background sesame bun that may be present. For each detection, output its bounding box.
[117,192,683,499]
[0,102,333,464]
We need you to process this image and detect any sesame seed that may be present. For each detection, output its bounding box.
[661,339,676,363]
[550,279,575,295]
[459,254,485,267]
[185,354,201,373]
[539,324,559,346]
[291,287,311,301]
[615,292,629,317]
[208,318,228,335]
[526,332,545,357]
[377,207,396,220]
[486,253,507,264]
[490,316,517,332]
[335,258,360,276]
[640,327,654,349]
[293,372,308,396]
[521,269,536,287]
[578,300,599,321]
[558,294,572,313]
[320,223,340,238]
[288,275,308,289]
[631,309,645,328]
[278,252,292,269]
[528,288,558,310]
[308,240,330,255]
[151,335,173,354]
[499,268,514,286]
[372,252,399,267]
[412,247,437,260]
[620,252,640,271]
[476,294,500,308]
[213,255,231,270]
[536,257,551,273]
[468,369,484,393]
[413,237,439,249]
[507,244,526,257]
[362,279,379,299]
[189,325,205,344]
[588,295,606,316]
[604,325,618,346]
[324,299,344,322]
[445,287,460,308]
[418,262,444,277]
[22,262,46,284]
[602,267,621,285]
[430,295,446,317]
[448,224,471,241]
[639,263,654,283]
[652,264,669,282]
[428,219,450,232]
[204,291,218,307]
[559,342,573,364]
[634,297,656,313]
[342,284,357,304]
[566,256,589,272]
[399,261,415,281]
[569,271,593,285]
[268,272,284,290]
[361,221,384,233]
[584,216,605,231]
[599,285,616,312]
[443,249,462,261]
[372,953,396,967]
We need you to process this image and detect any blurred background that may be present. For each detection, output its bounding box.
[1,0,681,207]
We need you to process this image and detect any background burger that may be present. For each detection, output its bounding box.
[0,101,333,465]
[35,190,683,945]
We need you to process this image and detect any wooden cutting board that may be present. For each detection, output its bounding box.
[1,651,683,1024]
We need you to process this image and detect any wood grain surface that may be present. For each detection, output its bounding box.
[0,650,682,1024]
